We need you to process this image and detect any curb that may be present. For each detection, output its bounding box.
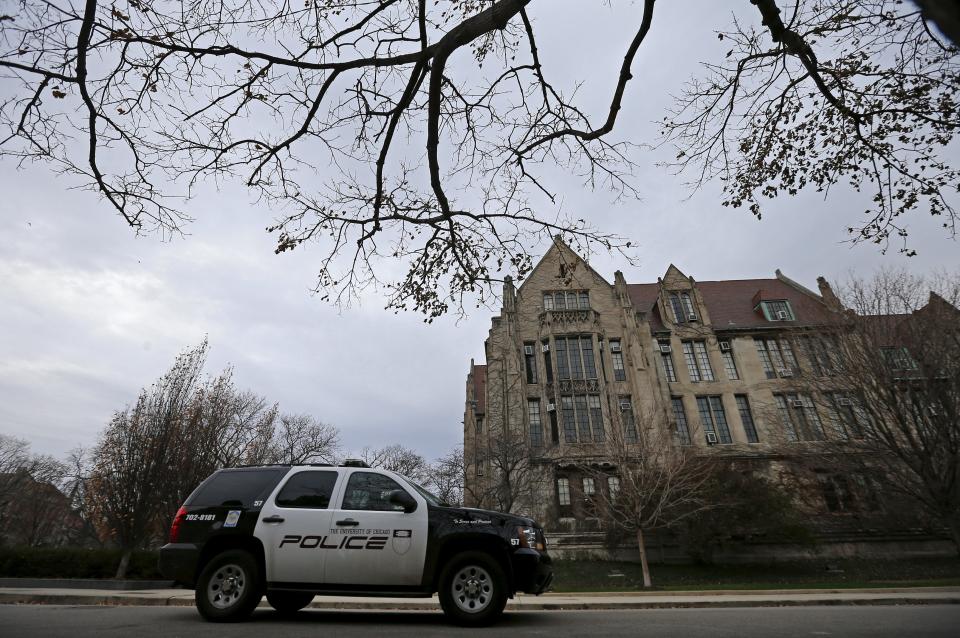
[0,579,173,590]
[1,593,958,611]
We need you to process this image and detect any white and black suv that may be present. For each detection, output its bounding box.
[159,461,552,626]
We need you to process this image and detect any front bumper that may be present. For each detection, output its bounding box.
[510,548,553,594]
[158,543,200,587]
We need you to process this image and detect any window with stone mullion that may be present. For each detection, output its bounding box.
[721,350,739,380]
[555,338,570,380]
[588,395,604,442]
[574,395,591,442]
[671,397,692,445]
[528,399,544,447]
[561,396,577,443]
[755,339,776,379]
[682,341,701,382]
[693,341,715,381]
[735,395,759,443]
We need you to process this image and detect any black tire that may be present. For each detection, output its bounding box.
[266,591,315,615]
[438,551,508,627]
[195,550,262,622]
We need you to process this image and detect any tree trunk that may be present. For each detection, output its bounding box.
[636,527,653,588]
[115,548,132,579]
[949,521,960,558]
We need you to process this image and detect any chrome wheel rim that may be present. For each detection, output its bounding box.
[207,563,246,610]
[451,565,493,614]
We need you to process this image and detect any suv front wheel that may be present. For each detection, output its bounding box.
[195,550,262,622]
[438,551,508,627]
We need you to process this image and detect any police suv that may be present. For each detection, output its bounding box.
[159,461,552,626]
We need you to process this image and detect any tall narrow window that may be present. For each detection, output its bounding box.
[588,395,604,442]
[581,337,597,379]
[557,478,571,506]
[582,477,596,496]
[827,393,868,439]
[669,293,686,324]
[561,396,577,443]
[548,407,559,444]
[542,340,553,383]
[720,344,739,380]
[555,337,570,380]
[620,396,638,443]
[801,335,835,376]
[735,395,759,443]
[671,397,692,445]
[543,293,555,311]
[696,396,732,444]
[528,399,543,447]
[659,341,677,382]
[574,395,591,442]
[682,341,714,382]
[681,292,697,320]
[610,340,626,381]
[524,343,538,384]
[607,477,621,501]
[755,339,776,378]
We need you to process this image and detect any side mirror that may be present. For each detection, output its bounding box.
[387,489,417,513]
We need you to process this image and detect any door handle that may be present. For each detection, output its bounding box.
[336,518,360,527]
[262,515,285,523]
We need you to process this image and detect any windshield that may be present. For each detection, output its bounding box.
[400,476,448,507]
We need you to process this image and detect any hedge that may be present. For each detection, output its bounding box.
[0,547,162,579]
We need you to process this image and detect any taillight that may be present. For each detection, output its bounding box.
[168,506,187,543]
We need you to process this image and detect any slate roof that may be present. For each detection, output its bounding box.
[627,277,837,331]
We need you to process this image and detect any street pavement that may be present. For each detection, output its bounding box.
[2,604,960,637]
[1,586,958,609]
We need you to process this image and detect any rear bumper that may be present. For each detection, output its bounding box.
[510,548,553,594]
[158,543,200,587]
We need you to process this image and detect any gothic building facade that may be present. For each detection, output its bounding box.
[462,240,951,558]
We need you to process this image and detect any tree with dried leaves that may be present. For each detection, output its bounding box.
[797,269,960,554]
[86,339,341,576]
[583,400,714,588]
[1,1,955,316]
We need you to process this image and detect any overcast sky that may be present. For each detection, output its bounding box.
[2,1,958,463]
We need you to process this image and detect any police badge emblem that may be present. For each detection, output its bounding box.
[392,529,412,555]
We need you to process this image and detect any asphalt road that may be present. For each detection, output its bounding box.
[2,605,960,637]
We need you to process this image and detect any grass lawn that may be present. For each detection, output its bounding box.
[549,557,960,592]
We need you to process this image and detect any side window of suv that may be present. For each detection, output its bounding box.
[342,472,408,511]
[275,471,338,509]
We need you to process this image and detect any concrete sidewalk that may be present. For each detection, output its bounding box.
[1,586,958,610]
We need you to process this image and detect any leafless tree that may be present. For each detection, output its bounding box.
[467,426,546,516]
[796,269,960,554]
[0,435,79,547]
[267,413,341,465]
[584,400,714,588]
[430,446,465,506]
[2,1,954,316]
[359,444,431,485]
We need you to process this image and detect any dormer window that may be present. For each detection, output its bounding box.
[760,300,795,321]
[544,290,590,311]
[668,292,697,323]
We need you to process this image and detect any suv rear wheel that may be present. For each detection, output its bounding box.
[438,551,508,627]
[267,591,315,615]
[195,550,262,622]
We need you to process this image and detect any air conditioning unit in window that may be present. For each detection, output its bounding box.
[523,345,534,356]
[790,399,805,408]
[659,343,672,354]
[541,343,550,353]
[619,400,632,411]
[688,313,698,321]
[778,368,794,378]
[837,397,854,407]
[547,402,556,412]
[776,310,790,320]
[610,342,622,353]
[705,432,718,444]
[719,341,732,352]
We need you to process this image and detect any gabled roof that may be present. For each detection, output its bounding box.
[629,277,837,330]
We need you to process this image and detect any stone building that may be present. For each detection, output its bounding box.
[463,240,953,560]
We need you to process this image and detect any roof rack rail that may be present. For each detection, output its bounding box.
[340,459,370,468]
